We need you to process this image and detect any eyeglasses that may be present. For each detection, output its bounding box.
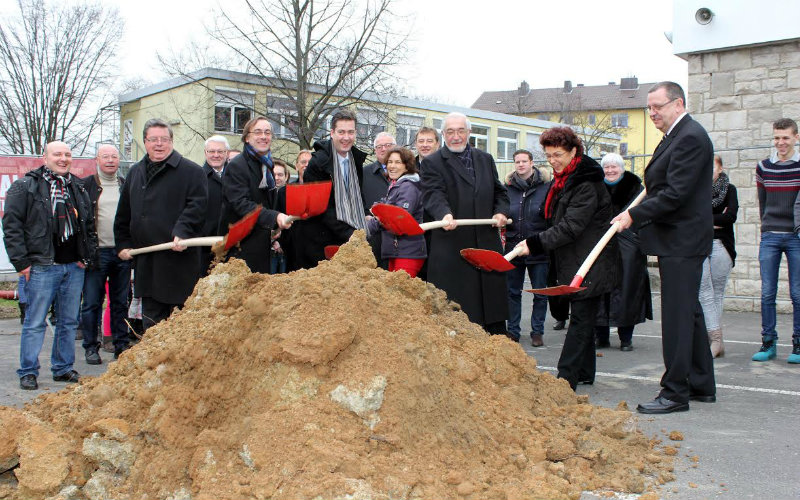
[205,149,226,155]
[646,98,677,113]
[544,151,568,160]
[375,143,396,150]
[444,128,469,137]
[145,137,172,144]
[249,129,272,137]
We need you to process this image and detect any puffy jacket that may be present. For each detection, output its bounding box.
[367,173,427,260]
[505,169,550,265]
[3,166,97,272]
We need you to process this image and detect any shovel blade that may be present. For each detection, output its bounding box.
[286,181,332,219]
[371,203,423,235]
[460,248,515,272]
[324,245,339,260]
[525,285,586,296]
[224,207,261,250]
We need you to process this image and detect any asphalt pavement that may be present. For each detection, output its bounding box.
[0,292,798,499]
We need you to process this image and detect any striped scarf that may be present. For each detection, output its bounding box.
[333,152,367,233]
[245,143,275,189]
[42,168,76,242]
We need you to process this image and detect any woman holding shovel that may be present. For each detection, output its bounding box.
[367,147,426,277]
[514,127,619,390]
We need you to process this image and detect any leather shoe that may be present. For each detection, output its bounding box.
[20,374,38,390]
[689,394,716,403]
[85,349,102,365]
[530,333,544,347]
[53,370,80,383]
[636,396,689,414]
[553,320,566,330]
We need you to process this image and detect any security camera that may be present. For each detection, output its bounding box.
[695,7,713,25]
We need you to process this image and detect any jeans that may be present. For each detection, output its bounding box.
[759,232,800,341]
[80,248,132,352]
[699,239,733,331]
[506,262,548,339]
[18,262,85,378]
[269,250,286,274]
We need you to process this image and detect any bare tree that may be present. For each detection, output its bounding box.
[160,0,410,159]
[0,0,123,155]
[552,93,623,158]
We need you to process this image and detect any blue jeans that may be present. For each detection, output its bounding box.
[759,232,800,341]
[269,250,286,274]
[506,261,548,339]
[80,248,132,352]
[18,262,85,378]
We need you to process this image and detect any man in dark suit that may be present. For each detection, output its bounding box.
[361,132,395,269]
[421,112,510,334]
[613,81,716,414]
[200,135,228,276]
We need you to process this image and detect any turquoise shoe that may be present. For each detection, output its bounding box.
[752,339,777,362]
[788,341,800,364]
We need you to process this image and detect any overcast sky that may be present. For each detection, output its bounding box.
[3,0,687,107]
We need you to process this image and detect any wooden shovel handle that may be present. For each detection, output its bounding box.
[129,236,223,256]
[504,246,525,261]
[419,218,513,231]
[574,189,647,280]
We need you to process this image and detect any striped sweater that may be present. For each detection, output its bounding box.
[756,153,800,233]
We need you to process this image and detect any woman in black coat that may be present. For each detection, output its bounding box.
[515,127,619,390]
[218,116,292,273]
[594,153,652,351]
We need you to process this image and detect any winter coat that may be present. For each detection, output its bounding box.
[421,145,510,326]
[367,174,427,260]
[296,139,368,268]
[3,166,97,272]
[81,172,124,261]
[528,155,618,299]
[218,151,279,274]
[202,163,225,238]
[505,170,550,265]
[361,160,391,269]
[713,183,738,265]
[596,171,652,326]
[114,150,207,305]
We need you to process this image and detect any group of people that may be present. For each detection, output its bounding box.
[5,80,798,416]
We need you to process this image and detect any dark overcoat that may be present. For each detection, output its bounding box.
[198,162,225,275]
[114,150,207,305]
[218,151,279,274]
[421,146,510,326]
[596,171,652,326]
[297,139,367,268]
[361,160,390,269]
[531,156,618,299]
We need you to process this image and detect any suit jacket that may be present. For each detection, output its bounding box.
[629,115,713,257]
[421,145,510,325]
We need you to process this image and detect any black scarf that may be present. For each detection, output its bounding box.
[42,168,77,242]
[712,171,729,208]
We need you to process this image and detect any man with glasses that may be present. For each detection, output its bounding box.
[80,144,132,362]
[613,81,716,414]
[199,135,229,277]
[115,118,207,333]
[421,112,510,335]
[361,131,396,269]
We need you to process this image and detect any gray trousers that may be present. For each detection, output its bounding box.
[699,239,733,331]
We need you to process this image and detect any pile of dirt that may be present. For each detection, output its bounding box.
[0,231,674,500]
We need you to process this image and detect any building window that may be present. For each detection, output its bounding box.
[469,124,489,152]
[432,117,443,132]
[525,132,546,162]
[214,89,254,134]
[356,108,387,148]
[496,128,518,161]
[588,113,596,126]
[537,114,549,121]
[395,113,424,147]
[611,113,629,128]
[266,95,299,139]
[620,142,628,156]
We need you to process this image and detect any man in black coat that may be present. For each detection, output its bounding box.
[199,135,228,276]
[361,131,396,269]
[614,81,716,414]
[298,109,368,268]
[115,119,207,332]
[421,112,510,334]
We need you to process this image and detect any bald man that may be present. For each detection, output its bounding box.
[3,141,98,390]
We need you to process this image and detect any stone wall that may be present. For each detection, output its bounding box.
[687,39,800,313]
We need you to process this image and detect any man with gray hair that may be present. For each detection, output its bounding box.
[421,112,510,334]
[80,144,131,362]
[361,131,396,269]
[200,135,229,275]
[115,118,207,333]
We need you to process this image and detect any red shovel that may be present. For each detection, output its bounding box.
[526,189,647,296]
[460,246,525,272]
[129,207,261,256]
[284,181,332,222]
[371,204,508,236]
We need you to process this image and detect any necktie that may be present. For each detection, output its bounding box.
[341,157,350,187]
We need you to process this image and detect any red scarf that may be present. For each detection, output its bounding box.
[544,155,581,219]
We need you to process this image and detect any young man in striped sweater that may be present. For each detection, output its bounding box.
[755,118,800,364]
